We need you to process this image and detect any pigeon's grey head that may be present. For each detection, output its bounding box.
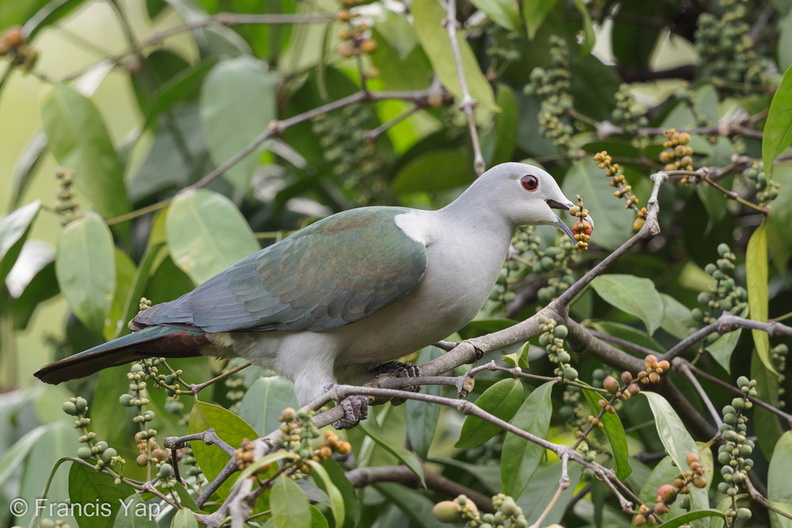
[476,162,593,242]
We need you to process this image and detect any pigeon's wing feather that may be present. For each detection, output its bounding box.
[133,208,427,333]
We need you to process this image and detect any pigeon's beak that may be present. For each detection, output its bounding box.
[546,199,594,244]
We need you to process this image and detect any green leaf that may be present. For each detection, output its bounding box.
[0,424,51,484]
[271,475,311,528]
[9,132,47,209]
[114,494,159,528]
[766,164,792,271]
[501,381,554,497]
[41,84,130,218]
[610,0,662,69]
[481,84,519,166]
[455,378,524,449]
[562,159,633,250]
[406,347,443,459]
[392,148,475,193]
[238,377,299,436]
[752,353,785,460]
[359,421,427,487]
[469,0,520,32]
[642,392,709,511]
[170,508,200,528]
[659,510,726,528]
[747,222,778,375]
[200,56,277,187]
[188,400,260,498]
[768,432,792,528]
[660,294,693,340]
[706,329,742,374]
[56,212,116,334]
[516,462,583,525]
[768,500,792,528]
[305,461,344,528]
[166,189,260,284]
[68,463,135,528]
[572,0,595,56]
[582,389,632,480]
[763,65,792,172]
[412,0,497,114]
[320,459,361,527]
[590,321,663,353]
[374,482,447,527]
[523,0,561,39]
[591,274,664,335]
[0,200,40,283]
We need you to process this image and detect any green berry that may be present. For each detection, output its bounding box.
[553,325,568,338]
[77,446,93,459]
[62,401,78,416]
[119,394,134,407]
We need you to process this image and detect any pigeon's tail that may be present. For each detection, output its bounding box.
[34,326,209,384]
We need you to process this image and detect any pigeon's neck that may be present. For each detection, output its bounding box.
[437,185,516,242]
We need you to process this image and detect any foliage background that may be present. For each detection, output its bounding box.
[1,0,792,527]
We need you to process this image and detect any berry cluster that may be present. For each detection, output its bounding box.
[63,397,123,476]
[636,453,707,526]
[135,438,179,486]
[569,197,592,251]
[336,14,378,59]
[432,494,480,525]
[611,85,648,135]
[593,151,647,231]
[524,36,574,155]
[773,344,788,406]
[695,0,769,95]
[484,27,522,76]
[222,360,248,413]
[55,169,79,223]
[745,162,779,207]
[636,354,671,385]
[537,317,577,380]
[690,244,749,341]
[602,371,641,402]
[311,106,390,206]
[274,408,351,476]
[433,493,529,527]
[0,25,38,71]
[716,377,756,522]
[658,129,694,181]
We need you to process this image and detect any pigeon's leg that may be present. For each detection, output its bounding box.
[369,361,421,405]
[322,383,370,429]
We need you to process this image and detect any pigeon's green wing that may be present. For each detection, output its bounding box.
[134,207,428,333]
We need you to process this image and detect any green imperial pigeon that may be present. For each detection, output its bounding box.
[36,163,592,428]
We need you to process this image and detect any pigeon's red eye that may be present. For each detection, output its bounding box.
[521,174,539,191]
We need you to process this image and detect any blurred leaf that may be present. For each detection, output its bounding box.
[200,56,277,188]
[780,10,792,72]
[766,164,792,271]
[104,248,137,340]
[321,459,361,528]
[482,84,519,166]
[271,475,311,528]
[706,329,742,374]
[746,223,777,374]
[392,149,475,193]
[523,0,561,39]
[41,85,131,218]
[469,0,520,32]
[359,421,426,487]
[768,501,792,528]
[374,482,446,527]
[238,377,298,436]
[56,212,116,334]
[68,463,134,528]
[412,0,497,113]
[305,461,344,528]
[17,0,84,38]
[456,378,524,449]
[516,462,582,524]
[768,432,792,528]
[0,200,40,283]
[659,294,693,340]
[0,424,51,484]
[764,65,792,172]
[9,131,47,209]
[141,60,216,129]
[188,400,260,498]
[406,347,443,458]
[642,393,709,512]
[170,509,199,528]
[562,159,633,249]
[501,381,554,497]
[611,0,662,69]
[114,494,158,528]
[591,274,664,335]
[661,84,718,130]
[660,511,726,528]
[570,55,621,122]
[572,0,595,56]
[582,389,632,480]
[12,259,58,330]
[752,353,785,461]
[166,189,260,284]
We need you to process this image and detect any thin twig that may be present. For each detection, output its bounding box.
[528,453,571,528]
[190,362,252,395]
[675,360,723,427]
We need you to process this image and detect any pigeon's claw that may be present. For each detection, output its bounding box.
[370,361,421,405]
[332,395,369,429]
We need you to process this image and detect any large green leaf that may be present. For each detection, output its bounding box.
[305,461,344,528]
[320,460,361,528]
[114,494,159,528]
[659,294,693,340]
[523,0,561,39]
[763,65,792,173]
[469,0,520,32]
[68,463,135,528]
[170,508,199,528]
[188,400,261,498]
[412,0,497,114]
[501,381,554,497]
[455,378,524,449]
[165,189,260,284]
[0,200,40,283]
[200,56,277,188]
[392,148,475,193]
[271,475,311,528]
[746,222,778,374]
[642,393,709,512]
[706,329,742,374]
[41,84,130,218]
[238,377,299,436]
[359,421,426,487]
[591,274,664,335]
[752,353,785,460]
[56,212,116,334]
[406,347,443,459]
[562,159,633,250]
[768,432,792,528]
[766,164,792,271]
[582,389,631,480]
[481,84,519,166]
